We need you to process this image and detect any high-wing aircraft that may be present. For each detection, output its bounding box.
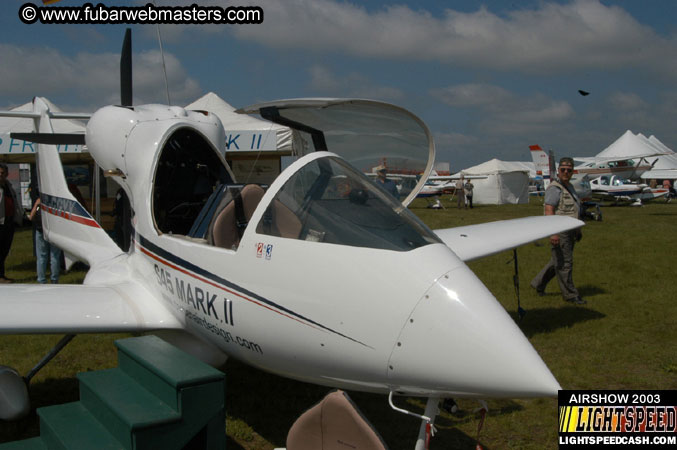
[0,33,584,449]
[530,144,653,182]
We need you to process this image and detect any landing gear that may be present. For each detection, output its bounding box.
[388,393,490,449]
[388,392,440,450]
[415,397,441,450]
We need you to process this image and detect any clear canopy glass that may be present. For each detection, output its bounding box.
[256,155,441,252]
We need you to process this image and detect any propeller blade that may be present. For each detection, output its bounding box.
[120,28,133,107]
[10,133,86,145]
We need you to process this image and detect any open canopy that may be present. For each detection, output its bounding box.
[237,99,435,205]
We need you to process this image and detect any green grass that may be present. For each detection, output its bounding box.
[1,198,676,449]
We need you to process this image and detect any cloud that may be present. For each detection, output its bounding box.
[0,44,202,109]
[432,84,513,109]
[433,131,479,155]
[215,0,677,76]
[308,65,403,100]
[432,83,574,135]
[608,92,648,111]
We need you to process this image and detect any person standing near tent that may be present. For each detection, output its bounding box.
[0,163,23,283]
[464,179,474,209]
[531,157,586,305]
[455,176,465,209]
[28,182,63,284]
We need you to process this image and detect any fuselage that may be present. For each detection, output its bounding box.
[85,104,560,399]
[589,175,668,202]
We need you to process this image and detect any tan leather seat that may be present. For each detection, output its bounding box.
[211,184,265,249]
[286,390,388,450]
[269,200,302,239]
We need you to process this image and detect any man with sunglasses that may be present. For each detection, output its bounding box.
[531,157,586,305]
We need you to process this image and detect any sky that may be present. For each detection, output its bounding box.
[1,0,676,171]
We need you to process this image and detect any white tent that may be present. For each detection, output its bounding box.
[459,159,530,205]
[596,130,668,160]
[0,97,87,163]
[186,93,306,183]
[506,161,536,179]
[186,92,299,154]
[641,135,677,180]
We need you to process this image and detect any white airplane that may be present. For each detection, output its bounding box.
[589,175,669,204]
[0,34,583,449]
[417,180,452,198]
[529,144,652,182]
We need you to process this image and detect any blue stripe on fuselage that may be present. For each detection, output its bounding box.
[135,232,371,349]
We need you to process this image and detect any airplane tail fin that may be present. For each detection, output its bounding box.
[530,144,555,189]
[529,145,550,178]
[29,99,124,266]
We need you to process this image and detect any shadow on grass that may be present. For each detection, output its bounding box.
[8,260,36,271]
[1,356,521,449]
[0,377,80,444]
[577,284,606,297]
[224,359,520,449]
[513,307,606,338]
[225,436,246,450]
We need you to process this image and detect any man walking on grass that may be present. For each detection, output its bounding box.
[531,157,585,305]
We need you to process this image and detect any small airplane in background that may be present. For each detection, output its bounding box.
[589,175,669,205]
[0,30,584,449]
[529,143,653,182]
[573,157,653,181]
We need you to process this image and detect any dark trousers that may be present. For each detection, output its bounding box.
[531,230,579,300]
[0,221,15,278]
[466,195,473,208]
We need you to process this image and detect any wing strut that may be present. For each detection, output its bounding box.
[510,249,526,321]
[25,334,76,383]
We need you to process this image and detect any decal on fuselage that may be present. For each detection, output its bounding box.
[134,232,372,349]
[153,264,231,324]
[40,193,100,228]
[185,311,261,354]
[152,263,265,354]
[256,242,273,260]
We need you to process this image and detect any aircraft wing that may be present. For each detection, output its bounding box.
[0,283,182,334]
[434,216,584,262]
[429,175,487,181]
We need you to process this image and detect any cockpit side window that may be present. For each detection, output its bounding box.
[256,156,441,251]
[152,128,232,235]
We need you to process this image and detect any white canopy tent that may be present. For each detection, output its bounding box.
[595,130,669,160]
[640,135,677,181]
[0,97,87,163]
[459,159,530,205]
[506,161,537,179]
[186,92,299,155]
[185,92,303,184]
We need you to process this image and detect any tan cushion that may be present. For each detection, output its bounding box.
[286,390,388,450]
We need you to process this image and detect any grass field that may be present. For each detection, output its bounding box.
[1,197,676,448]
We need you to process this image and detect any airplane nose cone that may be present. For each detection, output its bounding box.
[388,265,561,398]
